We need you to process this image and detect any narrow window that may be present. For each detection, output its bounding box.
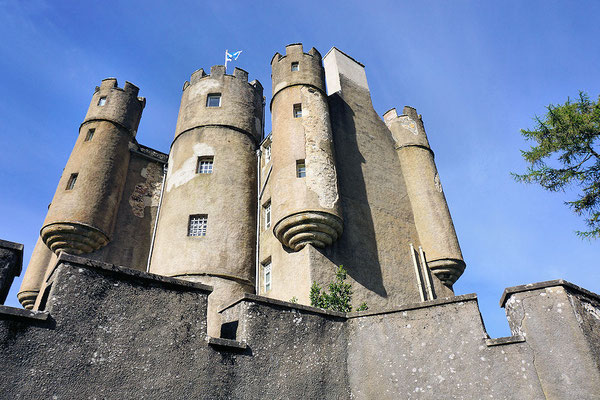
[264,145,271,164]
[291,62,299,71]
[98,97,107,106]
[84,128,95,142]
[66,173,78,190]
[196,156,214,174]
[263,260,272,292]
[264,201,271,229]
[296,160,306,178]
[188,214,208,237]
[206,93,221,107]
[293,103,302,118]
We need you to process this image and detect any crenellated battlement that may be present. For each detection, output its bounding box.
[271,43,322,65]
[182,66,262,93]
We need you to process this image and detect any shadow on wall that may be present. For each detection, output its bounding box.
[323,92,387,298]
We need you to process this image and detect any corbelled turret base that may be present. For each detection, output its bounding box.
[41,222,109,255]
[273,211,343,251]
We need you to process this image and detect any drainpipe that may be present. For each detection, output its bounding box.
[255,148,262,293]
[146,163,167,273]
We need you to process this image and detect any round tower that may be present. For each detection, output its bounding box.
[270,43,343,251]
[384,106,466,287]
[40,79,145,255]
[149,66,263,336]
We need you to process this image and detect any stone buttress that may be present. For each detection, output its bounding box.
[149,66,263,336]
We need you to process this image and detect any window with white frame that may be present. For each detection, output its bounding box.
[98,97,107,106]
[188,214,208,237]
[206,93,221,107]
[291,62,299,71]
[263,260,272,292]
[84,128,95,142]
[196,156,214,174]
[293,103,302,118]
[66,173,78,190]
[264,201,271,229]
[296,160,306,178]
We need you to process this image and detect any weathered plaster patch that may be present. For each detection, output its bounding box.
[301,87,339,209]
[166,143,215,192]
[129,162,163,218]
[399,115,419,135]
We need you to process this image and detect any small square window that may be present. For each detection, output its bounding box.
[206,93,221,107]
[291,62,299,71]
[196,156,214,174]
[84,129,95,142]
[264,145,271,164]
[264,201,271,229]
[98,97,107,106]
[188,214,208,237]
[293,104,302,118]
[66,173,78,190]
[296,160,306,178]
[263,260,272,292]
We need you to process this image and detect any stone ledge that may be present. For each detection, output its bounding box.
[207,336,248,350]
[0,305,49,321]
[346,293,478,318]
[485,335,526,347]
[0,239,24,272]
[500,279,600,307]
[220,293,346,318]
[54,253,213,294]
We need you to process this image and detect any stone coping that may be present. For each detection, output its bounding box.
[53,253,213,293]
[220,293,478,320]
[346,293,478,318]
[207,336,248,350]
[485,335,526,347]
[500,279,600,307]
[0,305,49,321]
[323,46,365,67]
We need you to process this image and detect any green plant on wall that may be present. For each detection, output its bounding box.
[310,265,368,312]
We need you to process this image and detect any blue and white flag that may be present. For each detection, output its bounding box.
[225,50,242,71]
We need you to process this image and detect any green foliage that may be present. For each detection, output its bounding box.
[356,302,369,312]
[513,92,600,239]
[289,296,298,304]
[309,265,367,312]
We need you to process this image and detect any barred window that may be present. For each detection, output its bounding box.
[66,173,78,190]
[263,260,272,292]
[98,97,107,106]
[296,160,306,178]
[188,214,208,237]
[85,129,95,142]
[293,103,302,118]
[197,156,214,174]
[264,145,271,164]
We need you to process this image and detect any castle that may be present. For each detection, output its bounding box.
[0,44,599,399]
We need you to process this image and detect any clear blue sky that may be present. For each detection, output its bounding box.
[1,0,598,337]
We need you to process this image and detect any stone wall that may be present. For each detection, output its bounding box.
[0,239,23,304]
[1,254,599,399]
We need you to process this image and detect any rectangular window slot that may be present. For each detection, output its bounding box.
[66,173,78,190]
[98,97,107,106]
[264,145,271,164]
[263,259,272,292]
[84,128,95,142]
[296,160,306,178]
[206,93,221,107]
[293,103,302,118]
[188,214,208,237]
[197,156,214,174]
[291,62,299,71]
[264,201,271,229]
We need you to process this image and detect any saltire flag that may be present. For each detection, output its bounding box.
[225,50,242,71]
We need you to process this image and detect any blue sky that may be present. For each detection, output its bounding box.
[1,0,598,337]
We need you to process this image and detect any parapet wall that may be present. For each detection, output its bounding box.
[2,254,599,398]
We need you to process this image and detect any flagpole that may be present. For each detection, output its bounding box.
[224,49,228,72]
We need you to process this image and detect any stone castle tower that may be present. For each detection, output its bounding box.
[3,43,600,399]
[17,43,466,334]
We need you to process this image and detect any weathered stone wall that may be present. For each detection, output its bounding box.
[2,255,598,399]
[0,240,22,304]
